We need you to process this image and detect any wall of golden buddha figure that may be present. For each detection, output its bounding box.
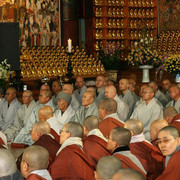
[0,0,61,47]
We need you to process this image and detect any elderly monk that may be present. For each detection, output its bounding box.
[0,149,23,179]
[166,85,180,113]
[54,92,75,129]
[119,78,138,118]
[163,106,180,132]
[51,80,61,106]
[131,86,163,140]
[49,122,94,179]
[124,119,164,179]
[150,118,168,147]
[107,127,146,177]
[95,75,106,104]
[99,98,124,138]
[94,156,122,180]
[75,91,99,124]
[113,168,145,180]
[4,90,37,141]
[13,89,55,145]
[82,115,110,169]
[62,83,80,110]
[156,126,180,180]
[0,87,22,132]
[162,79,172,102]
[21,145,52,180]
[105,85,129,121]
[73,76,87,104]
[149,81,168,108]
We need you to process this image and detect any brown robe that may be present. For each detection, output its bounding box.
[99,117,124,138]
[83,135,111,169]
[170,114,180,132]
[113,154,146,179]
[156,149,180,180]
[129,141,164,180]
[49,144,94,180]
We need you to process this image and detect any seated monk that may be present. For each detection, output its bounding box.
[124,119,164,179]
[156,126,180,180]
[163,106,180,132]
[21,145,52,180]
[107,127,146,178]
[150,119,168,148]
[99,98,124,138]
[94,156,122,180]
[83,115,110,169]
[113,168,145,180]
[49,122,94,179]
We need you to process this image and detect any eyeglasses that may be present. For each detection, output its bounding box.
[156,138,175,145]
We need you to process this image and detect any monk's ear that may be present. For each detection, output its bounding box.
[177,137,180,145]
[94,171,99,180]
[130,130,134,136]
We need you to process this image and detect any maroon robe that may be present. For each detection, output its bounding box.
[113,154,146,178]
[156,149,180,180]
[129,141,164,180]
[33,134,60,166]
[99,117,124,138]
[27,174,46,180]
[170,114,180,132]
[50,128,60,143]
[83,135,111,169]
[49,144,94,180]
[0,137,6,149]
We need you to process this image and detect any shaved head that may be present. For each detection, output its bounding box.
[160,126,180,139]
[124,119,143,136]
[96,156,122,180]
[38,105,53,121]
[113,168,145,180]
[0,149,17,177]
[105,86,117,99]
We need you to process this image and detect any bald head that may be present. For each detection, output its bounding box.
[124,119,143,136]
[40,84,50,91]
[99,98,117,114]
[96,156,122,180]
[169,85,180,101]
[163,106,178,123]
[105,86,117,99]
[65,122,83,138]
[33,121,51,135]
[0,149,17,177]
[113,168,145,180]
[83,115,99,131]
[85,87,96,96]
[63,83,74,95]
[111,127,131,147]
[5,87,17,104]
[38,105,53,121]
[119,79,130,93]
[160,126,180,139]
[75,76,85,89]
[150,119,168,141]
[22,90,33,106]
[22,146,49,174]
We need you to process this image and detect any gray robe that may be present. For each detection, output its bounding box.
[73,85,87,104]
[13,99,56,145]
[155,89,168,108]
[131,98,163,141]
[166,97,180,113]
[3,100,37,141]
[114,95,129,121]
[120,90,138,118]
[75,101,99,124]
[71,94,80,111]
[96,86,105,105]
[0,98,22,132]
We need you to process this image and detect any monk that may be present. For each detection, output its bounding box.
[124,119,164,179]
[21,145,52,180]
[83,115,110,169]
[99,98,124,138]
[107,127,146,178]
[94,156,122,180]
[156,126,180,179]
[49,122,94,179]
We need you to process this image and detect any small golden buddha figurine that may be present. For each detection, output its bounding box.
[130,30,134,38]
[108,8,112,16]
[138,9,142,17]
[129,0,133,6]
[121,0,125,5]
[121,19,124,26]
[116,8,120,16]
[142,0,145,6]
[96,30,100,39]
[134,0,137,6]
[95,19,99,28]
[108,19,112,27]
[108,30,112,39]
[95,41,99,51]
[99,30,103,38]
[146,9,150,17]
[116,0,120,5]
[120,8,124,16]
[99,19,103,27]
[112,8,116,17]
[134,9,137,17]
[129,19,133,27]
[142,9,145,17]
[138,0,142,6]
[134,19,137,28]
[112,19,116,27]
[134,30,138,38]
[129,9,133,16]
[117,30,121,38]
[116,19,120,27]
[120,30,124,37]
[150,9,154,17]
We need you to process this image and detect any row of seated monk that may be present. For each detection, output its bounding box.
[0,75,179,179]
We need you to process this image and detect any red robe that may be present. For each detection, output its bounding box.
[170,114,180,132]
[49,144,94,180]
[99,117,124,138]
[27,174,46,180]
[50,128,60,143]
[0,137,6,149]
[113,153,146,178]
[156,149,180,180]
[83,135,111,169]
[33,134,60,166]
[129,141,164,180]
